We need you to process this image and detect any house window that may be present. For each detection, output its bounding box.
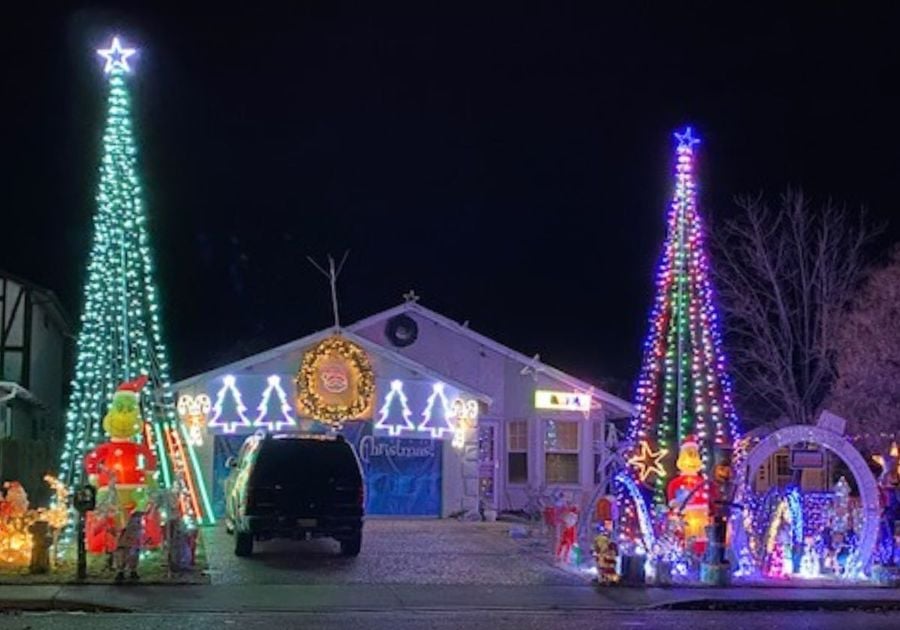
[545,420,579,484]
[775,452,790,477]
[508,421,528,484]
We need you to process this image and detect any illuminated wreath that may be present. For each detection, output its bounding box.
[295,335,375,423]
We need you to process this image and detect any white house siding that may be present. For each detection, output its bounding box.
[175,303,631,520]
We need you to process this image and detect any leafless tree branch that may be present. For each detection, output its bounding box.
[712,189,876,425]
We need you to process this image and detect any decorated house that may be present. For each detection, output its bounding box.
[173,300,632,519]
[1,271,72,502]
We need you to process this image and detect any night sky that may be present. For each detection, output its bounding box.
[3,4,899,391]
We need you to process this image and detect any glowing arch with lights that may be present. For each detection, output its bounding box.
[732,424,880,570]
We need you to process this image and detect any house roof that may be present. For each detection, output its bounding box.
[348,301,633,417]
[173,300,633,417]
[0,269,73,336]
[173,328,493,404]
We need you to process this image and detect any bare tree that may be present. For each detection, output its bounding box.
[827,246,900,451]
[713,189,874,426]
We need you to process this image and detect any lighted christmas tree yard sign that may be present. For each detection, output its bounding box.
[627,128,740,508]
[57,36,214,525]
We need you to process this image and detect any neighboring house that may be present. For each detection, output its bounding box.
[744,422,848,494]
[0,271,72,502]
[174,299,633,519]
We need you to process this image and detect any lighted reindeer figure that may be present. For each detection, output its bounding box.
[873,442,900,566]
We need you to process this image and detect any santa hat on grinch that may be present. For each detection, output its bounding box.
[116,375,149,399]
[681,435,699,450]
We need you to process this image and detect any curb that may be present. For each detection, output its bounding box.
[0,600,127,613]
[660,598,900,612]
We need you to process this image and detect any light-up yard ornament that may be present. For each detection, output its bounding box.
[375,380,415,437]
[450,397,479,449]
[208,375,253,434]
[97,36,137,74]
[253,375,298,432]
[177,394,211,446]
[418,383,456,439]
[627,440,668,483]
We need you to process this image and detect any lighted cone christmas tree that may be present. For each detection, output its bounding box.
[627,127,739,506]
[57,36,214,525]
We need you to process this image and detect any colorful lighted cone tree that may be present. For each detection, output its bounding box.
[57,36,214,525]
[627,127,740,505]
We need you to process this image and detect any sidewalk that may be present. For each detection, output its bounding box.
[2,583,900,613]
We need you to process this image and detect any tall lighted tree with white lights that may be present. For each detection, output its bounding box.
[626,128,740,505]
[57,37,214,523]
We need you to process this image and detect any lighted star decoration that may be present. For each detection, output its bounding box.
[97,36,137,74]
[674,126,700,150]
[627,440,669,483]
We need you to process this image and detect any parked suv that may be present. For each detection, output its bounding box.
[224,432,364,557]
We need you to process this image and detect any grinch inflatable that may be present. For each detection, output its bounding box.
[666,436,709,547]
[84,376,162,553]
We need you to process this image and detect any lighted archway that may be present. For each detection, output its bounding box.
[732,425,881,569]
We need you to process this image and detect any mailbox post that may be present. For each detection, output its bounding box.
[73,484,97,581]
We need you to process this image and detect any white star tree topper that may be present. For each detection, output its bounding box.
[97,36,137,74]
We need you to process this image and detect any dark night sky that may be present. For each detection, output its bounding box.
[3,3,899,389]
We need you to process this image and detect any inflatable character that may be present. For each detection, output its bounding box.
[666,436,709,545]
[84,376,161,552]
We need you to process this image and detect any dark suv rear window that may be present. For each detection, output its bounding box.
[252,439,359,483]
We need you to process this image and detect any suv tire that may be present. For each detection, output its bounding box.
[340,531,362,557]
[235,531,253,557]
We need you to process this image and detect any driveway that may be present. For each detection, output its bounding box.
[202,518,584,586]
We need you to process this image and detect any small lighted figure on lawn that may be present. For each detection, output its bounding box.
[97,36,137,74]
[84,376,162,553]
[592,526,619,584]
[0,476,70,567]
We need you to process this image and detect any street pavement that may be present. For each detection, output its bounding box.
[203,518,583,585]
[3,518,900,623]
[3,610,900,630]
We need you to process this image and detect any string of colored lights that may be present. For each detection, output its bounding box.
[57,36,213,532]
[615,472,656,552]
[628,127,739,504]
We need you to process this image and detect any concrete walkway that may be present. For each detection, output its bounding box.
[3,583,900,613]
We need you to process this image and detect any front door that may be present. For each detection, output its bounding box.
[477,421,499,510]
